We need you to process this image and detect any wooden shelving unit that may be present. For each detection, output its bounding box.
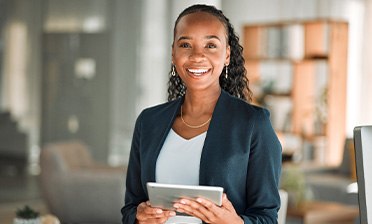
[244,20,348,166]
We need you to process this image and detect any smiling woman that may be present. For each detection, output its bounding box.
[121,4,282,224]
[172,11,229,95]
[168,6,251,103]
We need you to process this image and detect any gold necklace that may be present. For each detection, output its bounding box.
[180,105,212,129]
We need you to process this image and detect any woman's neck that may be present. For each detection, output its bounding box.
[183,88,221,115]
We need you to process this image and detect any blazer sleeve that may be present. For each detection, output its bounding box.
[241,108,282,224]
[121,111,147,224]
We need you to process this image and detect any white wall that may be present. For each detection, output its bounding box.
[108,0,143,165]
[360,0,372,126]
[169,0,221,26]
[222,0,317,37]
[136,0,169,112]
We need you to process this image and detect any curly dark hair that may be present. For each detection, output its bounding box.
[167,4,252,102]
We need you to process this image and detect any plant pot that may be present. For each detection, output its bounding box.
[13,217,41,224]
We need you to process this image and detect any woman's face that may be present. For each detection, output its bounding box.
[172,12,230,92]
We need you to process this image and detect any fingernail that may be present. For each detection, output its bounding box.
[170,211,176,216]
[173,204,179,208]
[156,209,163,214]
[180,200,186,205]
[196,198,203,203]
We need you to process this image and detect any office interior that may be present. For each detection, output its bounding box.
[0,0,372,223]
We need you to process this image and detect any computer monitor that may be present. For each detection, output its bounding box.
[354,125,372,223]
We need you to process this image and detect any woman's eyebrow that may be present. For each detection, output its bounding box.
[177,36,191,41]
[177,35,221,42]
[205,35,221,41]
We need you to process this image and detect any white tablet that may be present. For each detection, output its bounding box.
[147,182,224,211]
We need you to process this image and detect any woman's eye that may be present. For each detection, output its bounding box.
[179,43,191,48]
[206,43,217,49]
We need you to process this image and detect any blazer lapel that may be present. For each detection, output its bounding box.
[199,90,231,185]
[146,98,183,183]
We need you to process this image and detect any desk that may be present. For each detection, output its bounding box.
[287,201,359,224]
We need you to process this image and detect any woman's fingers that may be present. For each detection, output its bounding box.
[173,195,242,224]
[221,193,235,211]
[179,198,211,220]
[136,201,176,223]
[173,198,218,222]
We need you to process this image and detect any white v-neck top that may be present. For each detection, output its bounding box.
[156,129,207,185]
[156,129,206,224]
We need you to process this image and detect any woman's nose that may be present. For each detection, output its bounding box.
[189,48,205,62]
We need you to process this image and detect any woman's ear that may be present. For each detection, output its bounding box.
[171,42,174,61]
[225,45,231,65]
[171,44,175,62]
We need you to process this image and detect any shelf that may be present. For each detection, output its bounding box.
[243,20,348,166]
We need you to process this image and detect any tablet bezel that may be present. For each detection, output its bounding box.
[146,182,224,211]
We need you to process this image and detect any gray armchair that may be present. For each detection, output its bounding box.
[40,140,126,224]
[304,138,358,205]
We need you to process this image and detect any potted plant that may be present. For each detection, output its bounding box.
[280,165,313,208]
[14,205,41,224]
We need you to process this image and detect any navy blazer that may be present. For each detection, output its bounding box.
[121,90,282,224]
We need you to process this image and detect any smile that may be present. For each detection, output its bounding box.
[187,68,210,76]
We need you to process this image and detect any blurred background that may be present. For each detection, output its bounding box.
[0,0,371,223]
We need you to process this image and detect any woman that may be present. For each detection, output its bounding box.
[121,4,282,224]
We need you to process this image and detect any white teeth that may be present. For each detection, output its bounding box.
[187,69,209,75]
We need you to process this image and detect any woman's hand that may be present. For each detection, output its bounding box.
[136,201,176,224]
[173,193,244,224]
